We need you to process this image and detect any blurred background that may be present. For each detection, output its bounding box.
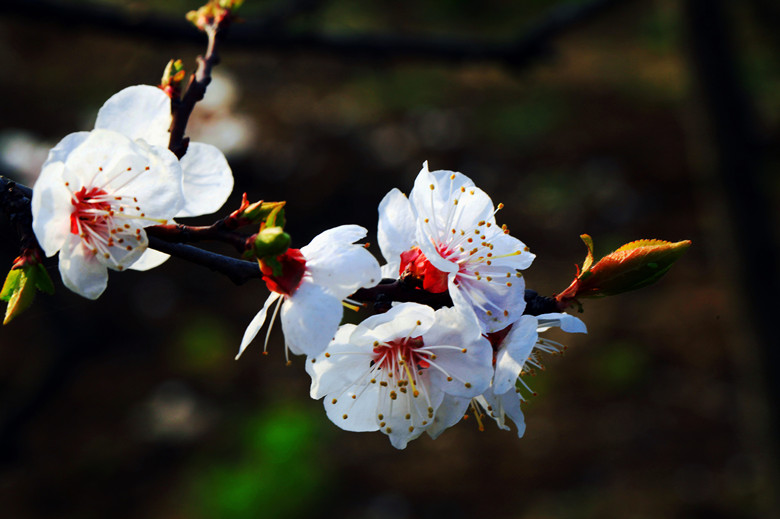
[1,0,779,517]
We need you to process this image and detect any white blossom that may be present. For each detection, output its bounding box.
[378,161,534,334]
[237,225,381,360]
[31,129,184,299]
[94,85,234,269]
[307,303,493,449]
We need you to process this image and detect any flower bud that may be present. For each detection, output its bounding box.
[1,250,54,325]
[230,194,286,228]
[252,226,291,261]
[160,59,186,99]
[556,234,691,308]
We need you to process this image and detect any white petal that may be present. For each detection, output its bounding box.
[487,232,535,270]
[280,282,343,357]
[306,328,369,399]
[493,315,538,395]
[31,160,72,257]
[44,131,90,166]
[350,302,435,346]
[452,269,527,334]
[480,389,526,438]
[536,312,587,334]
[304,245,381,299]
[426,394,470,440]
[176,142,234,217]
[377,188,416,270]
[323,384,381,432]
[236,292,282,359]
[95,85,172,146]
[62,130,184,221]
[128,248,171,271]
[58,235,108,299]
[301,225,367,259]
[423,306,494,397]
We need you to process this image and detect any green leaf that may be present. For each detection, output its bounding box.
[3,267,37,325]
[34,263,55,295]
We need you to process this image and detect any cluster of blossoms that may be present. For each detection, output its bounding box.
[238,162,587,448]
[1,0,690,452]
[27,83,585,448]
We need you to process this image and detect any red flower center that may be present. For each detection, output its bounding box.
[373,336,430,371]
[399,246,449,293]
[70,187,111,240]
[260,248,307,296]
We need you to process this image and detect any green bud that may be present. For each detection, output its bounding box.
[1,259,54,325]
[252,227,291,260]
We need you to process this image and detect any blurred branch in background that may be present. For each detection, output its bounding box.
[1,0,636,68]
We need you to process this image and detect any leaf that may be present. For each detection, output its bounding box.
[3,268,36,325]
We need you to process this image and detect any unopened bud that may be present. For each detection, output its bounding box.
[230,194,286,228]
[1,250,54,325]
[186,0,241,31]
[252,227,291,260]
[160,59,186,98]
[556,234,691,308]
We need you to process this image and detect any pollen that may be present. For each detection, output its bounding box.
[429,184,435,190]
[332,398,338,404]
[325,352,331,358]
[461,348,467,353]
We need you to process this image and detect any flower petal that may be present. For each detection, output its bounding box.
[31,160,72,257]
[349,302,435,347]
[426,394,470,440]
[62,130,184,221]
[323,384,381,432]
[176,142,234,217]
[422,305,493,397]
[58,235,108,299]
[302,225,381,298]
[536,312,587,333]
[281,282,343,357]
[95,85,172,146]
[128,248,171,271]
[236,292,282,359]
[377,188,416,272]
[493,315,538,395]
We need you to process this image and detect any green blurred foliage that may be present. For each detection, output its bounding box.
[183,404,330,519]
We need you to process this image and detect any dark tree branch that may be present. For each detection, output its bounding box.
[147,237,261,286]
[168,6,234,158]
[2,0,635,68]
[0,176,38,255]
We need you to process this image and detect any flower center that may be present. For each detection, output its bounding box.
[70,186,111,239]
[260,248,307,296]
[373,336,431,377]
[399,246,449,293]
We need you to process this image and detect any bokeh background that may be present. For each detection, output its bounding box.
[1,0,779,517]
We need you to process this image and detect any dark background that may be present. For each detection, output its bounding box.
[1,0,779,517]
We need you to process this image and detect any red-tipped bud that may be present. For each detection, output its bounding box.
[186,0,241,32]
[230,194,286,229]
[556,234,691,309]
[160,59,186,99]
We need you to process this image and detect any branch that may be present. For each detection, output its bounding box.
[147,237,260,285]
[2,0,635,68]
